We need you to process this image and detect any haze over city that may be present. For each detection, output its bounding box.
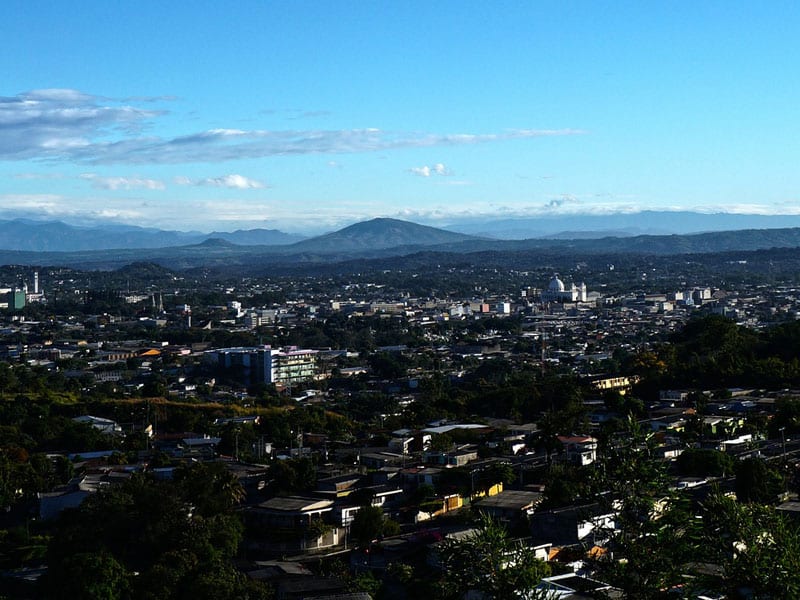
[3,2,800,234]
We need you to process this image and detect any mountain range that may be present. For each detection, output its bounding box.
[6,211,800,253]
[7,211,800,252]
[0,219,304,252]
[3,214,800,271]
[443,211,800,239]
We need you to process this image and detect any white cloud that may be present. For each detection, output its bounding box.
[409,162,452,177]
[0,194,145,224]
[544,194,581,209]
[0,89,162,160]
[80,173,165,190]
[87,208,148,220]
[409,166,431,177]
[680,203,800,216]
[0,88,584,164]
[174,174,265,189]
[0,193,64,211]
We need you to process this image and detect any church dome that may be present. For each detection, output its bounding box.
[548,275,565,292]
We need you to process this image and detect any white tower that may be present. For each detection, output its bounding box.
[34,271,39,294]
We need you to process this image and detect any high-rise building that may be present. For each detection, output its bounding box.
[206,346,318,386]
[9,287,25,310]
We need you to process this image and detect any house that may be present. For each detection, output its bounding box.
[72,415,123,435]
[316,473,363,498]
[530,504,615,547]
[243,496,340,556]
[472,489,542,522]
[38,489,90,521]
[401,466,444,489]
[181,435,222,458]
[247,496,334,529]
[589,375,640,395]
[642,413,687,433]
[414,494,464,522]
[423,446,479,467]
[557,436,597,466]
[275,577,351,600]
[388,437,414,455]
[223,461,270,502]
[38,466,135,520]
[535,573,617,598]
[359,452,405,469]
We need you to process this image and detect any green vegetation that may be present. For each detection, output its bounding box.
[40,466,270,600]
[7,263,800,599]
[435,514,550,600]
[633,315,800,392]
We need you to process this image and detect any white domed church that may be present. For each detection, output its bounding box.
[541,274,588,303]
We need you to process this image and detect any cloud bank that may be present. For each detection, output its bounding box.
[0,89,584,165]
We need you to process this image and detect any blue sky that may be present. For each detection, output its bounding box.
[2,1,799,233]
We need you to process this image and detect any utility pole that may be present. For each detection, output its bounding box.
[780,427,787,463]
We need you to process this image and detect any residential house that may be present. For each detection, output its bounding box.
[557,436,598,466]
[531,504,615,547]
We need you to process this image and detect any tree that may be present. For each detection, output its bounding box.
[770,397,800,437]
[590,417,697,598]
[42,473,251,600]
[735,457,785,504]
[437,514,550,599]
[410,483,435,508]
[350,505,385,547]
[44,551,131,600]
[174,461,245,517]
[697,493,800,598]
[268,457,316,495]
[539,463,586,509]
[428,432,454,452]
[486,461,515,490]
[676,448,734,478]
[351,571,382,597]
[368,352,408,379]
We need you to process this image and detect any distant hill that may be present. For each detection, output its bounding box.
[195,238,240,248]
[446,211,800,239]
[206,228,304,246]
[0,219,195,251]
[5,218,800,270]
[0,219,303,251]
[540,229,638,240]
[283,217,480,253]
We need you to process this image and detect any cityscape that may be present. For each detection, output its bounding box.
[2,229,800,598]
[4,2,800,599]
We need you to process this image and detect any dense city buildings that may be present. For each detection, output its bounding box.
[4,255,800,598]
